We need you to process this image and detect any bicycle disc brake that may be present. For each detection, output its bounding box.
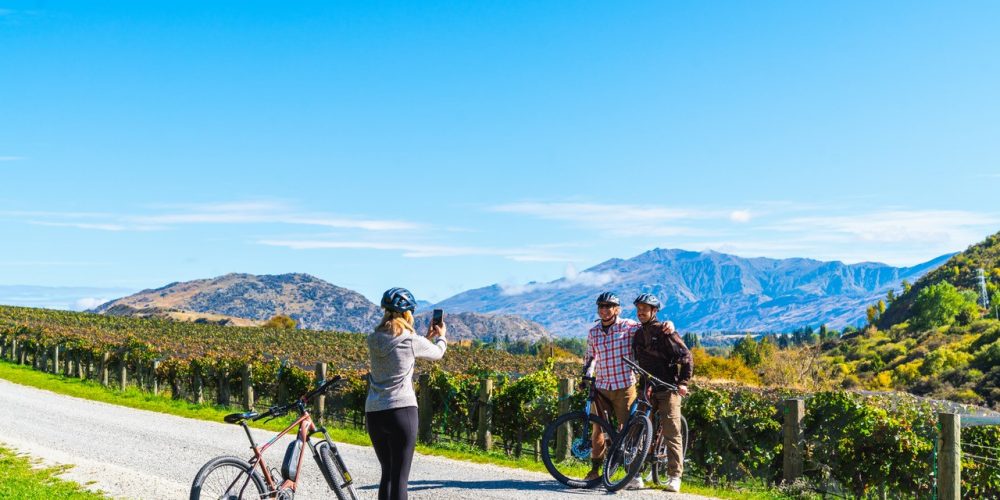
[571,437,592,460]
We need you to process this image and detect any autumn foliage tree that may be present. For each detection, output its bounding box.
[263,315,297,329]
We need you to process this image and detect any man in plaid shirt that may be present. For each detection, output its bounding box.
[582,291,676,484]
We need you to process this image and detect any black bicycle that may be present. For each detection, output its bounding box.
[602,357,689,491]
[540,374,620,488]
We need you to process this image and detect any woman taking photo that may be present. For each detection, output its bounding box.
[366,287,447,500]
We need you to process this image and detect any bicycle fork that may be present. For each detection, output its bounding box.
[310,427,355,491]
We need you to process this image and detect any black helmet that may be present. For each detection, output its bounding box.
[633,293,661,309]
[596,292,620,306]
[381,287,416,313]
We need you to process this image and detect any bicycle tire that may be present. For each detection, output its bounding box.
[190,455,268,500]
[540,410,616,488]
[650,415,688,485]
[603,414,653,492]
[316,441,355,500]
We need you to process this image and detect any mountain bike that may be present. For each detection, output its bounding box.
[190,376,359,500]
[539,374,620,488]
[602,357,689,492]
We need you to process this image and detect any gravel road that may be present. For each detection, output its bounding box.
[0,378,713,500]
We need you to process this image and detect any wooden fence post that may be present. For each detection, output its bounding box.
[52,345,60,375]
[314,362,327,423]
[152,360,161,395]
[418,373,434,444]
[476,378,494,451]
[100,352,110,386]
[38,346,48,372]
[119,356,128,389]
[555,378,574,461]
[782,398,805,484]
[938,413,961,500]
[193,365,204,404]
[242,364,255,410]
[218,367,231,406]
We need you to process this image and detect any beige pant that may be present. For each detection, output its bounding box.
[651,391,684,477]
[589,385,636,462]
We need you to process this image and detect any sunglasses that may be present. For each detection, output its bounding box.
[597,303,617,309]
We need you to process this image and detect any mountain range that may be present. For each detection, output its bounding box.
[432,248,953,337]
[87,248,952,339]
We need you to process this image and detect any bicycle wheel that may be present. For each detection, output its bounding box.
[316,441,356,500]
[650,415,689,485]
[603,415,653,492]
[540,410,616,488]
[190,455,268,500]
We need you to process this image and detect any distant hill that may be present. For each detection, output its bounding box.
[93,273,382,332]
[433,249,953,336]
[93,273,552,342]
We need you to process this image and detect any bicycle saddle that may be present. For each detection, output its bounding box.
[224,411,259,424]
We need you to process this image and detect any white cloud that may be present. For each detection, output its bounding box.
[257,239,574,262]
[771,210,1000,245]
[500,264,618,296]
[730,210,752,223]
[75,297,109,310]
[29,221,134,232]
[6,201,420,232]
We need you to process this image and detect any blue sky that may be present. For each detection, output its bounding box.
[2,1,999,308]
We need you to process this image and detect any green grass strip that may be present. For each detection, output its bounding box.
[0,445,108,499]
[0,360,791,499]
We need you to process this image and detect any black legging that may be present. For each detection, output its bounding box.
[366,406,418,500]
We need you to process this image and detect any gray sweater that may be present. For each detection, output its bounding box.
[366,330,447,412]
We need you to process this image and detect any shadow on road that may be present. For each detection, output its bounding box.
[389,479,604,494]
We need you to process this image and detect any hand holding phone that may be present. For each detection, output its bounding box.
[428,309,446,340]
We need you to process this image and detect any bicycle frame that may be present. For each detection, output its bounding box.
[228,406,351,496]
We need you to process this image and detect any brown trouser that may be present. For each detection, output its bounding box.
[651,391,684,477]
[590,385,636,462]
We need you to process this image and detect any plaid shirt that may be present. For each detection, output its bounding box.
[586,318,640,391]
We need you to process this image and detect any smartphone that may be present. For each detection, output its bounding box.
[432,309,444,326]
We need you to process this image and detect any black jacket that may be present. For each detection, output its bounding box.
[632,320,693,388]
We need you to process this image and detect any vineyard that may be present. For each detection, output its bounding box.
[4,305,1000,497]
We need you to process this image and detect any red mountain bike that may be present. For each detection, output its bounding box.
[190,376,359,500]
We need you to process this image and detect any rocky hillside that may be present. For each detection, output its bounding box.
[93,273,553,342]
[433,249,953,336]
[413,311,550,343]
[93,273,381,332]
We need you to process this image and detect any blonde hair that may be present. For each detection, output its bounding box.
[377,309,415,336]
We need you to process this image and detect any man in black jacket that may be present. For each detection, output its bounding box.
[631,293,693,493]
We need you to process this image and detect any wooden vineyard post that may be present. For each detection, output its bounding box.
[314,362,327,423]
[218,366,231,406]
[100,352,110,387]
[193,365,204,404]
[555,378,574,462]
[152,360,161,396]
[476,378,493,451]
[938,412,961,500]
[418,373,434,444]
[119,355,128,389]
[782,398,804,484]
[242,364,255,410]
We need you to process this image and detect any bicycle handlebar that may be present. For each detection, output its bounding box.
[620,357,679,392]
[252,375,345,421]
